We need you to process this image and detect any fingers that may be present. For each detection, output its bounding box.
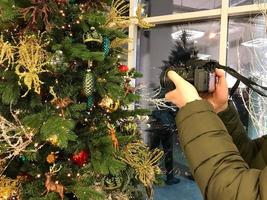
[215,68,228,89]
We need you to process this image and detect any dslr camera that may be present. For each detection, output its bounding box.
[160,59,217,93]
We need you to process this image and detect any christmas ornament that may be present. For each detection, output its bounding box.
[48,134,58,145]
[135,4,155,29]
[87,95,94,108]
[120,121,138,135]
[20,0,54,31]
[68,0,76,4]
[105,0,131,29]
[49,50,64,66]
[71,150,89,167]
[110,37,132,49]
[0,35,15,68]
[124,77,135,95]
[102,174,122,190]
[83,70,95,96]
[15,35,49,97]
[0,176,21,200]
[83,27,103,44]
[103,37,110,56]
[46,152,58,164]
[50,86,73,117]
[119,141,163,200]
[19,155,28,163]
[118,64,129,72]
[44,164,65,200]
[98,96,120,113]
[107,124,119,150]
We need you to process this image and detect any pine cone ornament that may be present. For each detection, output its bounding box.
[83,70,95,97]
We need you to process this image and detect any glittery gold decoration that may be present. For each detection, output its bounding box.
[15,35,49,97]
[119,140,163,199]
[46,152,58,164]
[98,96,120,113]
[0,35,15,68]
[135,4,155,29]
[104,0,131,29]
[0,176,21,200]
[110,37,132,49]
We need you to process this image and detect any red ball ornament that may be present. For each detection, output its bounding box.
[71,150,89,167]
[118,64,129,72]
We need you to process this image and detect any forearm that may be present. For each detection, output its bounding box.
[217,101,259,165]
[176,100,265,199]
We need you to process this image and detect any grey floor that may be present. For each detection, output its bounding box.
[153,140,203,200]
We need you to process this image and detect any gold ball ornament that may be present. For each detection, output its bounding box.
[46,152,58,164]
[47,135,58,145]
[98,96,120,113]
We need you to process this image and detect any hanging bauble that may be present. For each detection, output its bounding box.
[83,70,95,97]
[118,64,129,72]
[103,37,110,56]
[102,174,122,191]
[87,95,94,108]
[71,150,89,167]
[19,155,28,163]
[98,96,120,113]
[46,152,58,164]
[83,27,103,44]
[47,135,58,146]
[68,0,76,4]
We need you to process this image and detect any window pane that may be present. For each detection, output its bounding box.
[141,0,221,17]
[137,20,220,91]
[227,16,267,138]
[230,0,267,7]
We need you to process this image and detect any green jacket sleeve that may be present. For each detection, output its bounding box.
[217,101,259,166]
[176,100,267,200]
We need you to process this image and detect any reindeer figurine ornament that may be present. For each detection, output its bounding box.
[43,164,65,200]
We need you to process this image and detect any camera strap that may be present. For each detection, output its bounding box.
[207,60,267,97]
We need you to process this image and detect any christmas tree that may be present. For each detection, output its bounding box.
[0,0,163,199]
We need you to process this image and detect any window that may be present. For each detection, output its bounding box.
[141,0,221,17]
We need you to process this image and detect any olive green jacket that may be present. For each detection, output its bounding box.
[176,100,267,200]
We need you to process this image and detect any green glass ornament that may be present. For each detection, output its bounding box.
[87,95,94,108]
[83,70,95,97]
[68,0,76,4]
[103,37,110,56]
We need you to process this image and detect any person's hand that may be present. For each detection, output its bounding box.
[200,68,228,113]
[165,71,201,108]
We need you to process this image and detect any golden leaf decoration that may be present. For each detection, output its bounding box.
[136,4,155,29]
[0,35,15,68]
[104,0,131,29]
[119,140,163,187]
[110,37,132,49]
[15,35,49,97]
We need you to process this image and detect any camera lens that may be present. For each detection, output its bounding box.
[160,67,176,92]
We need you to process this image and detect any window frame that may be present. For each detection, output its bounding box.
[128,1,267,67]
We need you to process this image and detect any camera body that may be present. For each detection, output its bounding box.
[160,59,216,93]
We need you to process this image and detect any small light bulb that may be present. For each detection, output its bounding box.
[36,174,41,178]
